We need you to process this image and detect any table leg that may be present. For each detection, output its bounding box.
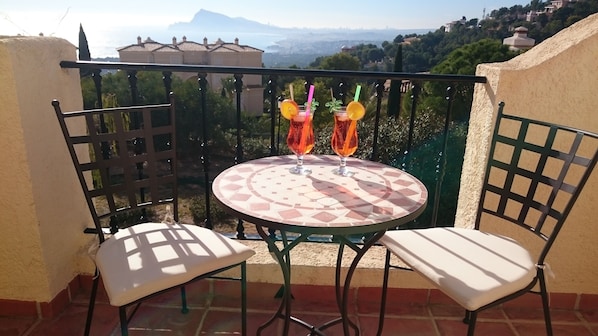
[255,226,385,335]
[255,226,325,335]
[317,231,387,336]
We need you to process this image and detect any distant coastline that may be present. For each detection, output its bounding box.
[90,9,432,59]
[93,28,432,60]
[90,9,433,67]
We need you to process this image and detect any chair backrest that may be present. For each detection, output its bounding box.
[53,94,177,243]
[475,102,598,264]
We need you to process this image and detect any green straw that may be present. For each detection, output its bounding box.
[354,85,362,102]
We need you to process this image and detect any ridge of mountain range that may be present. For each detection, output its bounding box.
[167,9,432,56]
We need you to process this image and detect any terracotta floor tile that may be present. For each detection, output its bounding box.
[512,321,593,336]
[580,309,598,323]
[428,290,455,305]
[435,319,516,336]
[26,303,119,336]
[361,315,437,336]
[549,293,578,310]
[270,311,358,336]
[504,307,582,323]
[379,302,431,318]
[358,287,429,316]
[0,316,37,336]
[434,319,470,336]
[428,303,466,318]
[291,285,356,314]
[125,305,205,335]
[579,294,598,311]
[144,281,211,308]
[502,293,545,309]
[5,281,596,336]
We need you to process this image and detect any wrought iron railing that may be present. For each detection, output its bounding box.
[60,60,486,240]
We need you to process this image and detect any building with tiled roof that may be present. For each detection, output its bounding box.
[118,36,264,115]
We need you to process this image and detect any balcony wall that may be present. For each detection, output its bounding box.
[0,36,93,305]
[1,12,597,312]
[456,12,598,294]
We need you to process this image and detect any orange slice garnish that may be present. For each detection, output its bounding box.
[280,99,299,120]
[346,101,365,120]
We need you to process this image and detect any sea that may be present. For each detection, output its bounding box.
[90,25,431,59]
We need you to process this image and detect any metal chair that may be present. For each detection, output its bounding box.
[378,102,598,336]
[52,94,255,336]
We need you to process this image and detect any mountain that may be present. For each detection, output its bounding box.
[169,9,287,33]
[167,9,432,58]
[167,9,431,67]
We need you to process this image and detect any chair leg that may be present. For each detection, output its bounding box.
[241,262,248,336]
[84,269,100,336]
[538,270,554,336]
[180,286,189,314]
[466,311,477,336]
[119,306,128,336]
[376,250,392,336]
[463,310,471,324]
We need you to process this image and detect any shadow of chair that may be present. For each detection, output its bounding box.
[378,102,598,336]
[52,94,255,336]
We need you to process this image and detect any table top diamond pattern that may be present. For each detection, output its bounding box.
[212,155,428,234]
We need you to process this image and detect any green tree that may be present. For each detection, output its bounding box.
[386,44,403,118]
[425,39,517,120]
[313,52,361,103]
[318,52,360,71]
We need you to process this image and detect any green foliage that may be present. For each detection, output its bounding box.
[422,39,517,120]
[189,194,231,224]
[386,44,403,118]
[393,0,598,73]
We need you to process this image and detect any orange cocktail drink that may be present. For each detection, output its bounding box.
[287,111,314,156]
[331,108,357,157]
[329,101,365,176]
[280,96,315,175]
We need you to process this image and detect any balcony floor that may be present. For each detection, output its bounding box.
[3,280,598,335]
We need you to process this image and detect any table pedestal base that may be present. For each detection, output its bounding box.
[255,225,386,336]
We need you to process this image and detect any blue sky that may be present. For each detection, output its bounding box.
[2,0,530,56]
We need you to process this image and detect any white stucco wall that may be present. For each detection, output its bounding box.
[0,36,92,301]
[457,13,598,293]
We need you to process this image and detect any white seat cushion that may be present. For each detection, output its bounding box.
[95,223,255,307]
[380,227,536,311]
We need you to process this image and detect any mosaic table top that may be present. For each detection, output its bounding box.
[212,155,428,235]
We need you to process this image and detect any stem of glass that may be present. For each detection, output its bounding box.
[289,154,311,175]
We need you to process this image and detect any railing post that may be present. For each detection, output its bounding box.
[338,81,346,105]
[304,77,314,101]
[162,71,172,103]
[268,76,278,155]
[92,70,103,108]
[401,82,420,171]
[430,85,456,227]
[234,74,244,164]
[233,74,246,239]
[91,70,111,162]
[198,73,212,229]
[371,80,385,161]
[127,71,147,221]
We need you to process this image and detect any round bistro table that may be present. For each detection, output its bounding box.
[212,155,428,335]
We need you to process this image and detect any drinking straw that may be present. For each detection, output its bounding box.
[289,84,295,101]
[354,85,362,101]
[305,85,315,116]
[343,85,362,155]
[299,85,315,154]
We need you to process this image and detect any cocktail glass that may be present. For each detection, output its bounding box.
[331,107,358,176]
[287,108,314,175]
